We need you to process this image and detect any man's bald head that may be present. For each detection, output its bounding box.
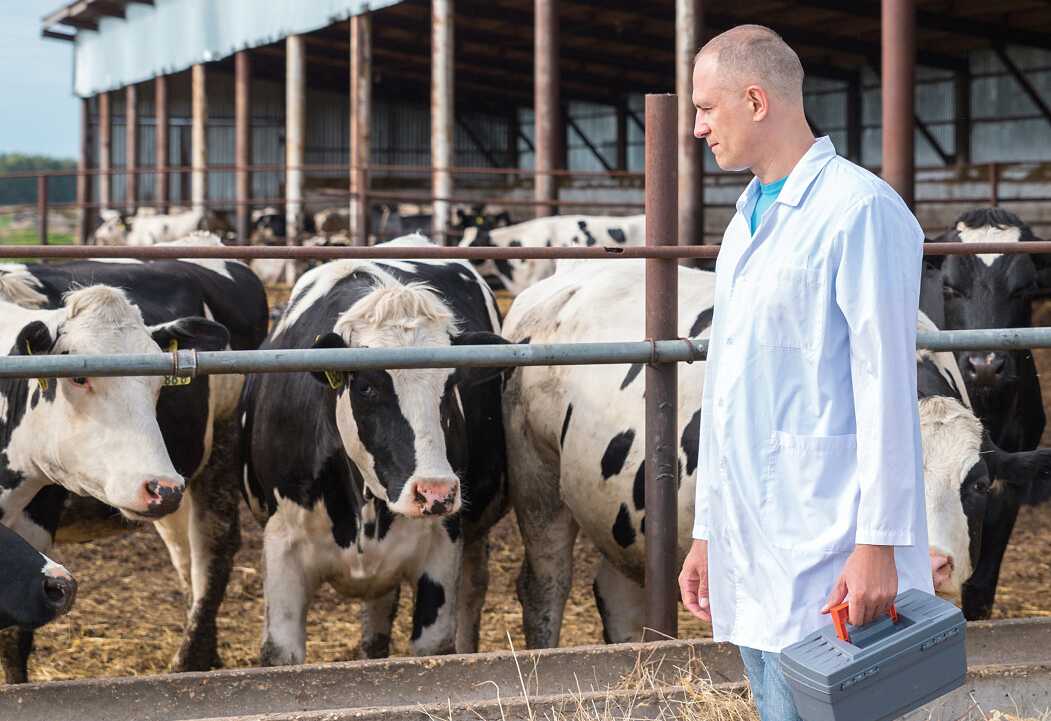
[696,25,804,104]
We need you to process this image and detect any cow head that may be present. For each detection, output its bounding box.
[925,209,1051,402]
[3,286,229,521]
[311,281,506,518]
[91,210,131,246]
[0,523,77,630]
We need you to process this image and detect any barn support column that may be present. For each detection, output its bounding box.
[99,90,111,213]
[846,72,862,164]
[155,74,169,214]
[677,0,704,249]
[126,84,138,214]
[77,97,91,244]
[881,0,916,208]
[954,72,971,164]
[191,63,208,214]
[644,94,679,642]
[616,97,628,171]
[286,34,306,244]
[534,0,559,218]
[349,13,372,246]
[432,0,454,245]
[235,51,252,245]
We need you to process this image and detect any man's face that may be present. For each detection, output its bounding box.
[692,56,755,172]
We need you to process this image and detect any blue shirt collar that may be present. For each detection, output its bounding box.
[735,136,838,213]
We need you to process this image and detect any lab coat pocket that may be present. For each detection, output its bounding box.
[753,265,825,350]
[762,431,858,553]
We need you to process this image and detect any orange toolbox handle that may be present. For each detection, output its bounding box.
[830,602,898,644]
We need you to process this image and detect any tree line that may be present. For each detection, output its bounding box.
[0,155,77,206]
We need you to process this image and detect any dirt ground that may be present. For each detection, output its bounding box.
[21,298,1051,682]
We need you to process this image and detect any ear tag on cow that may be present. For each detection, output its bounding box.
[314,334,344,390]
[163,339,192,387]
[25,341,48,391]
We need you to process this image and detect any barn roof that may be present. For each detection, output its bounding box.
[43,0,1051,102]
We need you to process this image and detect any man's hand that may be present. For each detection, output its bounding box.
[820,544,897,626]
[679,539,712,622]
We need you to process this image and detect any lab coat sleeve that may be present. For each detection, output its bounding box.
[692,359,716,540]
[834,193,925,547]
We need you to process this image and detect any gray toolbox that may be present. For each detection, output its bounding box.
[780,588,966,721]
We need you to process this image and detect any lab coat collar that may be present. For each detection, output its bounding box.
[734,136,838,213]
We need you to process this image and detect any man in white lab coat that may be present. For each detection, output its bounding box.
[677,25,935,721]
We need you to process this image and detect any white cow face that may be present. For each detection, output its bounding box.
[3,287,227,520]
[92,212,130,245]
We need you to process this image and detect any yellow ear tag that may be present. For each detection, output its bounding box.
[25,341,48,392]
[315,334,344,390]
[163,339,192,387]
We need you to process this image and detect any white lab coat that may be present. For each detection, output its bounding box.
[693,137,935,652]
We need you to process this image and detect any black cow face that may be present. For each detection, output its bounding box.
[0,524,77,630]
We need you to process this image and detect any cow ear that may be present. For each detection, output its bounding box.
[1030,252,1051,291]
[923,238,945,271]
[310,332,349,388]
[150,317,230,354]
[448,331,511,387]
[983,432,1051,505]
[16,321,54,357]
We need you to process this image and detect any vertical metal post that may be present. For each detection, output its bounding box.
[350,13,372,247]
[676,0,704,249]
[77,97,91,245]
[235,51,253,245]
[99,90,112,213]
[989,162,999,207]
[616,97,628,171]
[126,84,138,214]
[644,93,679,642]
[534,0,559,218]
[432,0,454,246]
[286,34,306,243]
[881,0,916,208]
[191,64,208,213]
[155,75,169,214]
[954,72,971,165]
[37,176,49,246]
[846,73,862,164]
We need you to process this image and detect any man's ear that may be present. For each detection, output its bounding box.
[310,332,349,389]
[746,85,768,121]
[16,321,54,357]
[448,331,512,387]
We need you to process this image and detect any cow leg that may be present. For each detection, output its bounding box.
[455,534,490,654]
[360,588,400,659]
[260,513,320,666]
[515,506,579,650]
[592,558,645,644]
[962,496,1021,621]
[0,628,33,684]
[409,537,461,657]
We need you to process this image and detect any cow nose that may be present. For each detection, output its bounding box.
[412,479,459,516]
[931,553,955,591]
[43,573,77,616]
[141,478,184,518]
[964,353,1006,385]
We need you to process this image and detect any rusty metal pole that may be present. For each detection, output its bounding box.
[349,13,372,247]
[99,90,112,213]
[235,51,253,245]
[155,75,169,214]
[77,97,91,245]
[989,162,999,207]
[534,0,559,218]
[191,64,208,214]
[37,176,49,246]
[126,84,138,214]
[676,0,704,250]
[432,0,454,246]
[881,0,916,209]
[644,94,679,642]
[286,34,306,246]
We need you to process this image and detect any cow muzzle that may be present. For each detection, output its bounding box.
[42,570,78,617]
[409,478,460,517]
[961,351,1008,389]
[137,477,185,519]
[930,551,957,593]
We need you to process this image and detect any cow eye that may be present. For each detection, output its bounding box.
[1009,284,1035,300]
[972,479,989,494]
[356,382,375,397]
[942,284,963,300]
[69,377,89,388]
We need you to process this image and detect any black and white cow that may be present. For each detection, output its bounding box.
[0,522,76,631]
[460,214,645,294]
[501,259,1051,647]
[239,234,508,665]
[0,246,268,681]
[923,208,1051,619]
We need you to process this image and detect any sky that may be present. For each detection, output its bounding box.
[0,1,80,159]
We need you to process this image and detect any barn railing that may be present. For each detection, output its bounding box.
[3,96,1051,644]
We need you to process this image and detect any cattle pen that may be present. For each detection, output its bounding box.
[4,96,1051,718]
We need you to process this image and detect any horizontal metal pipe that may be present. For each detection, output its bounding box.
[3,327,1051,380]
[3,242,1051,261]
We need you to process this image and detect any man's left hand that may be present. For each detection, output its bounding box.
[820,544,897,626]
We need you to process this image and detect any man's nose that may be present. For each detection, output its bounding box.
[694,120,708,139]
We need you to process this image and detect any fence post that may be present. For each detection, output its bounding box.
[37,175,49,246]
[989,162,999,207]
[644,93,679,642]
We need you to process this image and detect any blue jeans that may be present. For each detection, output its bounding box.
[739,646,805,721]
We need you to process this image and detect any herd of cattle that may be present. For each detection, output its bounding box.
[0,206,1049,684]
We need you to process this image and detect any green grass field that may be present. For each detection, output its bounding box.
[0,215,75,253]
